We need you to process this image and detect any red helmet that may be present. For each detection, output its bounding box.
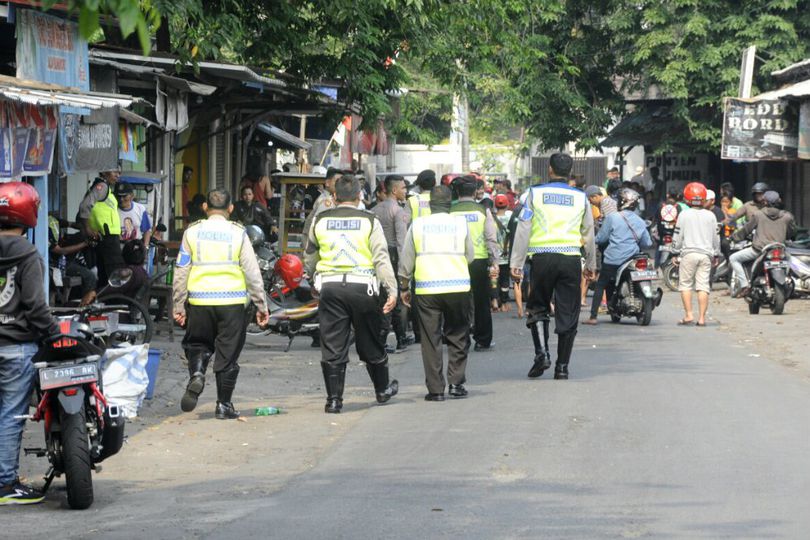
[274,254,303,289]
[440,173,461,186]
[0,182,40,229]
[683,182,707,205]
[494,194,509,208]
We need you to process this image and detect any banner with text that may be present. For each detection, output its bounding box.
[722,98,798,161]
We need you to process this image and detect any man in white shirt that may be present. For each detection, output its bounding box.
[116,183,152,245]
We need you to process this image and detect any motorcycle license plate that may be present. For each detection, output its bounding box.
[39,363,98,390]
[658,245,671,252]
[764,260,788,269]
[630,270,658,281]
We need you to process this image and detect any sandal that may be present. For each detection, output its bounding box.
[677,319,695,326]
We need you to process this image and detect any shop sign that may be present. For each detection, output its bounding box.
[722,98,798,161]
[15,9,89,90]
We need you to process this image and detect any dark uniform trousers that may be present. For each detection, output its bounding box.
[183,304,248,372]
[528,253,581,335]
[416,292,471,394]
[469,259,492,347]
[383,248,407,343]
[320,282,386,365]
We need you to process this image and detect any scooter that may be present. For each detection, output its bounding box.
[786,241,810,297]
[21,315,126,509]
[732,242,793,315]
[607,253,663,326]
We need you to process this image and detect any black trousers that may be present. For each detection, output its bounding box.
[183,304,248,372]
[528,253,582,335]
[469,259,492,347]
[382,248,407,342]
[95,234,124,287]
[416,292,471,394]
[497,264,511,304]
[319,282,386,365]
[589,263,620,319]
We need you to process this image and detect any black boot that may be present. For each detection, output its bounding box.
[214,366,241,419]
[321,363,346,413]
[181,352,211,412]
[527,322,552,378]
[365,362,399,404]
[554,331,576,380]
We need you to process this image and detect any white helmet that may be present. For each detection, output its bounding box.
[618,188,640,211]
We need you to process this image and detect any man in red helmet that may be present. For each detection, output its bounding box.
[0,183,59,505]
[672,182,720,326]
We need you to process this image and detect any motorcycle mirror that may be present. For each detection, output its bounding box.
[107,268,133,288]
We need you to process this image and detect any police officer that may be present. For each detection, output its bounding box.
[305,175,399,413]
[77,169,125,287]
[172,189,270,419]
[302,167,342,250]
[408,169,436,221]
[399,186,475,401]
[451,175,501,351]
[510,153,596,379]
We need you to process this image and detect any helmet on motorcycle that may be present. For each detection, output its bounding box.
[618,188,640,211]
[752,182,770,194]
[274,254,303,289]
[683,182,707,206]
[494,194,509,209]
[0,182,40,229]
[246,225,265,247]
[122,239,146,265]
[763,190,780,206]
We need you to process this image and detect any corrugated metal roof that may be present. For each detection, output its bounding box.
[754,79,810,101]
[90,57,217,96]
[600,104,681,148]
[256,123,312,150]
[0,74,139,109]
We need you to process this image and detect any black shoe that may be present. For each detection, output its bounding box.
[401,335,415,347]
[376,379,399,404]
[554,365,569,380]
[473,342,493,352]
[365,362,399,404]
[448,384,468,398]
[424,393,445,402]
[527,351,552,378]
[394,341,408,353]
[325,398,343,413]
[181,373,205,412]
[0,481,44,505]
[215,401,241,419]
[385,344,396,355]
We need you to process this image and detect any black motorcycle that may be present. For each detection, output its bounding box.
[23,313,127,509]
[732,242,793,315]
[607,253,663,326]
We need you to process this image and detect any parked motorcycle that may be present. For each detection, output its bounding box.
[731,242,793,315]
[787,238,810,297]
[244,226,319,350]
[21,312,127,509]
[607,253,663,326]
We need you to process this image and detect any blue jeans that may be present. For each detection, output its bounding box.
[0,343,38,486]
[730,246,759,289]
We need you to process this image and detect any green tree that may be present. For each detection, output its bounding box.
[608,0,810,150]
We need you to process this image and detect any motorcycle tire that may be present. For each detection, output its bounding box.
[771,284,786,315]
[610,313,621,323]
[60,407,94,509]
[663,264,679,292]
[637,297,653,326]
[748,301,760,315]
[98,294,153,346]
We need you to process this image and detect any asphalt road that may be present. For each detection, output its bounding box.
[8,296,810,539]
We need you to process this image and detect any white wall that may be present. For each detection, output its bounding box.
[390,144,462,177]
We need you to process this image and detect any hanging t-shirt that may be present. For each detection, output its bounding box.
[118,201,152,241]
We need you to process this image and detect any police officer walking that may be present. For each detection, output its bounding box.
[399,186,475,401]
[510,153,596,379]
[173,189,270,419]
[304,175,399,413]
[451,176,501,351]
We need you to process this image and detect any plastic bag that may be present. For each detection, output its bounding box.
[102,344,150,418]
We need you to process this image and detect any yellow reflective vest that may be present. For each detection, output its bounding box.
[451,200,488,260]
[408,192,431,221]
[184,218,248,306]
[313,207,375,276]
[412,212,470,295]
[89,190,121,235]
[526,182,586,256]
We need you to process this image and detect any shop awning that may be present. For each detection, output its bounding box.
[256,123,312,150]
[89,57,217,96]
[120,171,164,185]
[754,79,810,101]
[600,103,684,148]
[0,74,140,110]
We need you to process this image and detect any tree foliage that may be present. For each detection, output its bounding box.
[608,0,810,150]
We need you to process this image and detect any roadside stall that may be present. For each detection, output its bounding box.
[275,172,326,255]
